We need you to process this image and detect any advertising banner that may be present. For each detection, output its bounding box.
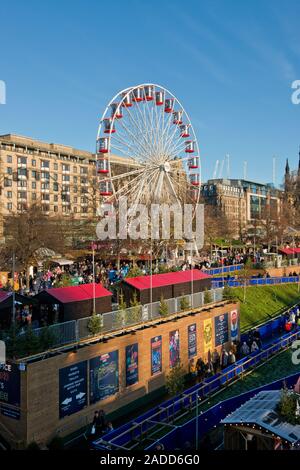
[90,351,119,404]
[230,310,239,341]
[0,362,21,408]
[151,336,162,375]
[188,324,197,359]
[126,343,138,387]
[59,361,87,419]
[203,318,213,353]
[169,330,180,368]
[215,313,229,347]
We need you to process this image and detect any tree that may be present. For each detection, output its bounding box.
[128,291,141,323]
[239,258,252,302]
[87,313,103,335]
[126,265,143,278]
[203,288,213,304]
[165,363,185,396]
[277,387,300,425]
[179,295,190,311]
[1,204,67,288]
[222,285,236,301]
[115,290,126,328]
[159,295,169,317]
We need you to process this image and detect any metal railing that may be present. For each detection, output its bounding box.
[5,288,224,356]
[212,275,300,288]
[93,327,300,451]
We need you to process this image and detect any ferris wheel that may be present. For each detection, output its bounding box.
[96,84,201,211]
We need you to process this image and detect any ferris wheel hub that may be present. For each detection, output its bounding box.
[161,162,171,173]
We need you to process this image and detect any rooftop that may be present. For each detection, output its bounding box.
[222,390,300,444]
[124,269,211,291]
[36,283,112,303]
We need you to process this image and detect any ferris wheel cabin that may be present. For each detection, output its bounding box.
[97,137,109,154]
[99,180,113,196]
[188,156,199,169]
[132,87,143,102]
[190,174,200,186]
[111,102,123,119]
[164,98,174,113]
[180,124,190,137]
[122,92,132,107]
[185,141,195,153]
[173,110,183,125]
[155,91,164,105]
[144,85,154,101]
[97,158,109,174]
[103,118,116,134]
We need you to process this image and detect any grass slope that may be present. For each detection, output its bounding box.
[233,284,300,331]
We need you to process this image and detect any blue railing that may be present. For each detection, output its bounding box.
[92,319,300,451]
[206,264,243,276]
[145,371,300,450]
[212,275,300,288]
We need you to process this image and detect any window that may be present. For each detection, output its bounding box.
[73,176,78,184]
[81,177,87,185]
[62,164,70,172]
[17,202,27,211]
[81,206,88,213]
[41,172,50,180]
[6,167,12,174]
[32,181,36,189]
[4,178,12,187]
[7,203,12,210]
[73,166,77,173]
[18,191,27,199]
[18,180,27,187]
[6,155,12,163]
[74,197,77,203]
[32,159,36,167]
[42,193,50,201]
[42,204,50,212]
[54,195,58,202]
[53,183,59,192]
[73,186,78,193]
[54,206,58,212]
[74,207,78,213]
[32,193,37,200]
[62,174,70,182]
[54,163,58,170]
[52,173,58,181]
[6,191,12,198]
[80,166,88,175]
[41,182,50,190]
[17,168,27,177]
[41,160,50,169]
[18,156,27,165]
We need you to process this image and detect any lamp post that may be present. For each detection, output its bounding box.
[92,243,96,315]
[195,392,199,450]
[12,251,16,324]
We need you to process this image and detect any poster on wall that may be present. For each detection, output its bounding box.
[89,351,119,404]
[203,318,213,353]
[188,324,197,359]
[151,336,162,375]
[169,330,180,368]
[230,310,239,341]
[59,361,87,419]
[215,313,229,347]
[126,344,138,387]
[0,362,21,409]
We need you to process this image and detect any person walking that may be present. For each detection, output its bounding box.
[211,349,220,375]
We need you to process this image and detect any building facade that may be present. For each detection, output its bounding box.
[0,134,138,241]
[201,178,283,238]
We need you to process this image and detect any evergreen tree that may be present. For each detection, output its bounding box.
[159,295,169,317]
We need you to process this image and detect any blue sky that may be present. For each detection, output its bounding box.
[1,0,300,186]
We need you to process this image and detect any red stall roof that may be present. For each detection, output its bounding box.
[41,283,112,304]
[124,269,211,291]
[279,247,300,255]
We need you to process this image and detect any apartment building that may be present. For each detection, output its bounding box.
[201,178,283,238]
[0,134,138,241]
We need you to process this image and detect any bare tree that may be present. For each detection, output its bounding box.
[1,204,67,288]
